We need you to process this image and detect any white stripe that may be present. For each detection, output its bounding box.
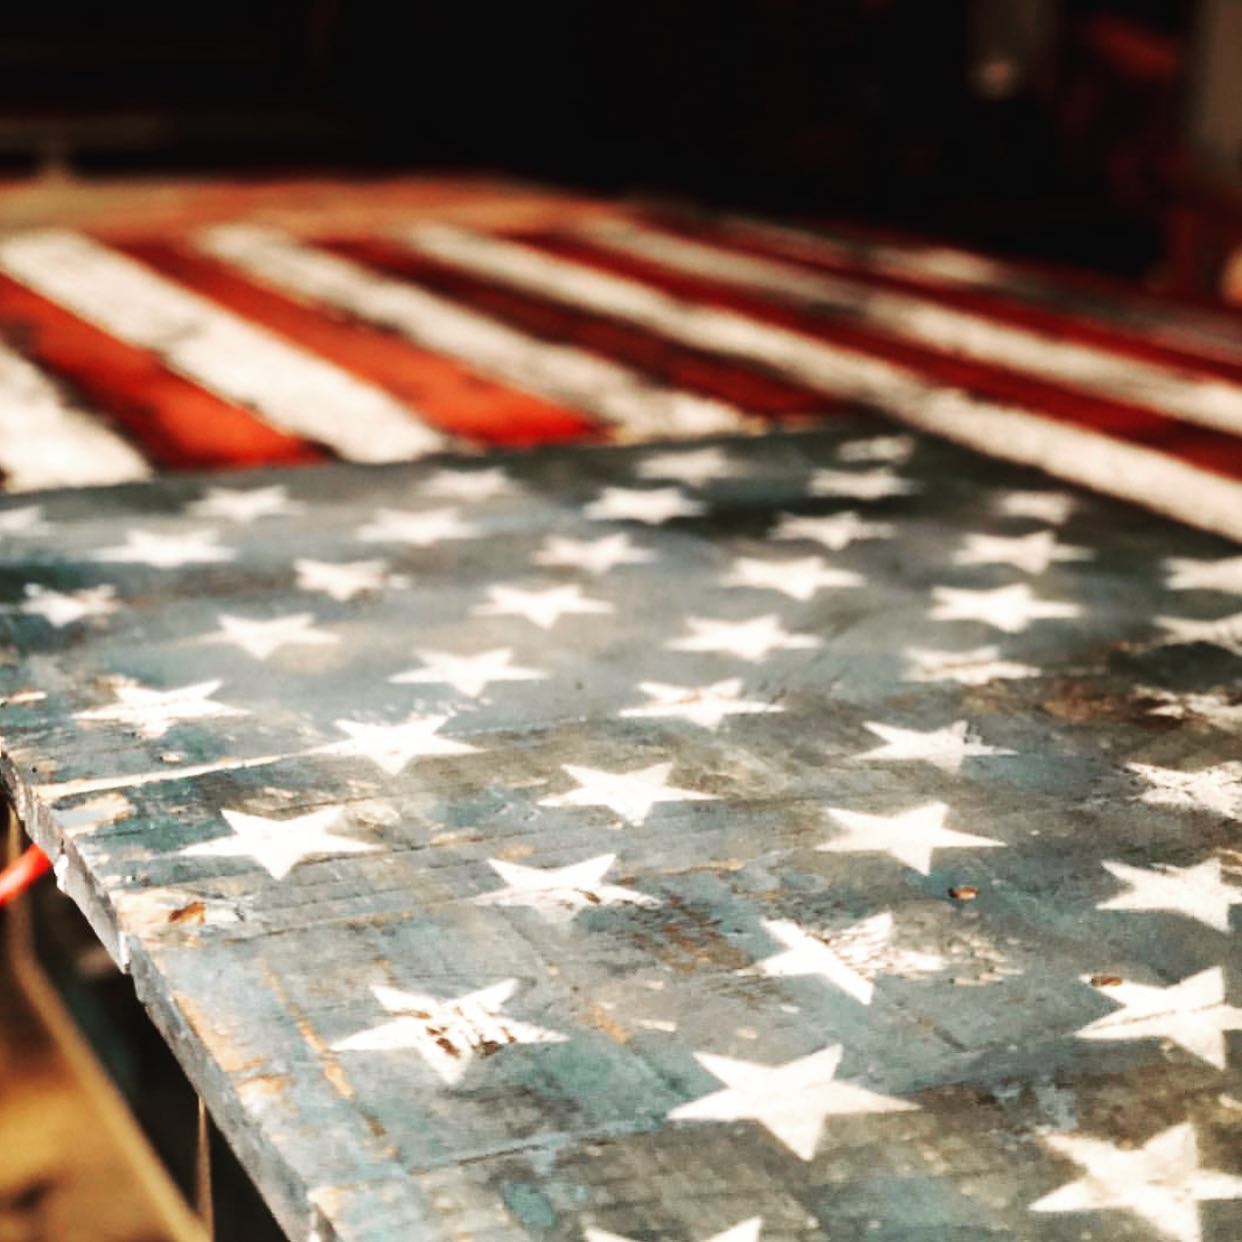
[0,340,150,491]
[194,224,752,441]
[0,230,445,463]
[399,225,1242,540]
[722,215,1242,368]
[884,386,1242,545]
[570,219,1242,438]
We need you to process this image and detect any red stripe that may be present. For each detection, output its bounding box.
[685,220,1242,385]
[799,214,1242,322]
[119,241,597,448]
[0,272,320,471]
[327,239,848,422]
[508,232,1242,482]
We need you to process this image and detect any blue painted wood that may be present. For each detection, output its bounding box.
[0,420,1240,1242]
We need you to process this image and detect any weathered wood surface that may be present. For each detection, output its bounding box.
[1,421,1241,1242]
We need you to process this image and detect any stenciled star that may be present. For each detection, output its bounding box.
[473,854,660,923]
[668,614,821,662]
[854,720,1014,774]
[1030,1122,1242,1242]
[187,484,303,524]
[323,713,479,775]
[953,530,1091,575]
[636,446,742,487]
[903,645,1040,685]
[996,490,1076,524]
[585,486,704,525]
[819,801,1004,875]
[0,505,51,536]
[74,678,245,739]
[295,558,393,602]
[93,528,234,568]
[1098,857,1242,932]
[771,510,895,551]
[620,678,782,730]
[540,761,715,826]
[331,979,566,1084]
[1128,761,1242,818]
[356,506,479,546]
[1157,611,1242,656]
[809,468,918,500]
[1147,689,1242,732]
[587,1219,762,1242]
[837,434,915,463]
[20,583,117,627]
[200,612,338,661]
[473,583,613,630]
[1164,555,1242,596]
[180,805,374,880]
[390,648,545,698]
[669,1043,917,1160]
[1077,966,1242,1069]
[535,532,655,576]
[930,583,1079,633]
[722,555,863,601]
[756,916,888,1005]
[422,466,512,503]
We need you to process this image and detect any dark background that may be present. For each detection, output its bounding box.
[0,1,1237,290]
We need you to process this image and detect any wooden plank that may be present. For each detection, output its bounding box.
[0,422,1241,1242]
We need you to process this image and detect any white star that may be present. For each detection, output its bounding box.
[668,615,821,662]
[295,558,392,602]
[636,446,742,487]
[187,484,302,524]
[1128,761,1242,818]
[1157,611,1242,656]
[1147,690,1242,732]
[1164,555,1242,596]
[324,714,478,775]
[620,679,782,730]
[771,510,895,551]
[586,1219,762,1242]
[585,486,704,525]
[534,532,654,576]
[390,648,545,698]
[20,583,117,627]
[331,979,566,1084]
[1031,1122,1242,1242]
[809,468,918,500]
[903,645,1040,684]
[722,555,863,600]
[422,466,512,503]
[93,528,234,568]
[819,801,1004,875]
[473,583,612,630]
[0,506,50,536]
[997,491,1076,524]
[1098,858,1242,932]
[200,612,338,661]
[473,854,660,923]
[669,1044,916,1160]
[930,583,1079,633]
[357,506,479,546]
[756,916,886,1005]
[837,434,915,463]
[1077,967,1242,1069]
[74,678,245,739]
[539,762,715,826]
[953,531,1091,575]
[854,720,1014,774]
[180,806,374,880]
